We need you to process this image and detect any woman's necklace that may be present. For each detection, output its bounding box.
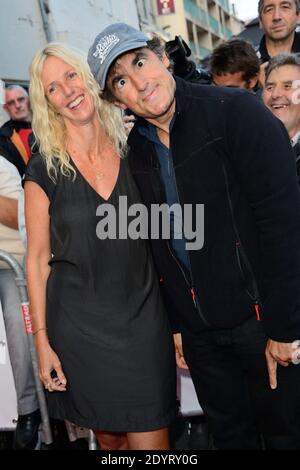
[69,140,114,182]
[95,170,105,181]
[93,154,110,181]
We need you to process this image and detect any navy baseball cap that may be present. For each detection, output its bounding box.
[88,23,148,90]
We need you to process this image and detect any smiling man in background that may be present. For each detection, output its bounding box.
[263,52,300,182]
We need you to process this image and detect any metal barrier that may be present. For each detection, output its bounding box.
[0,250,98,450]
[0,250,53,445]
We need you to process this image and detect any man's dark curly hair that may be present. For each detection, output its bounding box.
[210,38,260,85]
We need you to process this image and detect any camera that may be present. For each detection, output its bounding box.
[165,36,212,85]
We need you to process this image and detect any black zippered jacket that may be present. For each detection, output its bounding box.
[292,141,300,185]
[127,77,300,342]
[257,31,300,64]
[0,120,32,176]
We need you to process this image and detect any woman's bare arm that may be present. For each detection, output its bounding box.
[25,181,66,392]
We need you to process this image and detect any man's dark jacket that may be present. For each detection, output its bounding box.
[0,119,32,176]
[292,140,300,184]
[127,77,300,342]
[257,30,300,63]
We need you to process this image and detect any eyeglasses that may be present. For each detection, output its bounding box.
[5,96,27,107]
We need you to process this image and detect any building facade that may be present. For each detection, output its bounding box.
[153,0,244,61]
[0,0,140,124]
[0,0,244,124]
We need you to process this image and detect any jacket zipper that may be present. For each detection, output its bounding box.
[151,154,192,290]
[221,159,262,321]
[151,140,210,326]
[167,152,210,327]
[165,241,210,325]
[254,302,261,321]
[236,241,262,321]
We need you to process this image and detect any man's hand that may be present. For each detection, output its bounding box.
[258,61,269,88]
[265,339,296,389]
[173,333,189,369]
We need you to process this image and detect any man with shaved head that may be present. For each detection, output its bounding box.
[0,85,32,176]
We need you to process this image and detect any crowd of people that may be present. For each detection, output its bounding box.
[1,0,300,450]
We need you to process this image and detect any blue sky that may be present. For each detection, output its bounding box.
[233,0,258,21]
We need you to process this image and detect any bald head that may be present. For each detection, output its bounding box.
[4,85,31,122]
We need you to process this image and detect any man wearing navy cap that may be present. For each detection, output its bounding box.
[88,23,300,449]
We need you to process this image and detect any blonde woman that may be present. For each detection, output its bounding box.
[25,43,176,450]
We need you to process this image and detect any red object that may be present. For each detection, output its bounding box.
[191,288,196,306]
[156,0,175,15]
[254,302,261,321]
[22,302,33,334]
[18,128,32,159]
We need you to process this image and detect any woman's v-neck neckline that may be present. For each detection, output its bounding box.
[69,154,122,202]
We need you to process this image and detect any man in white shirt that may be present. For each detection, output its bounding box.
[0,86,32,177]
[0,156,40,449]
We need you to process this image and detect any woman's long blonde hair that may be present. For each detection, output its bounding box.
[29,42,127,180]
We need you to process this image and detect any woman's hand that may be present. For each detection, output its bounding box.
[123,114,135,136]
[173,333,189,369]
[265,339,296,390]
[35,336,67,392]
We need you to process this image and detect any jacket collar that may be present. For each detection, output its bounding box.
[0,119,31,137]
[258,30,300,63]
[173,75,191,117]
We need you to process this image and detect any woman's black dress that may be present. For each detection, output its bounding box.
[25,154,176,432]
